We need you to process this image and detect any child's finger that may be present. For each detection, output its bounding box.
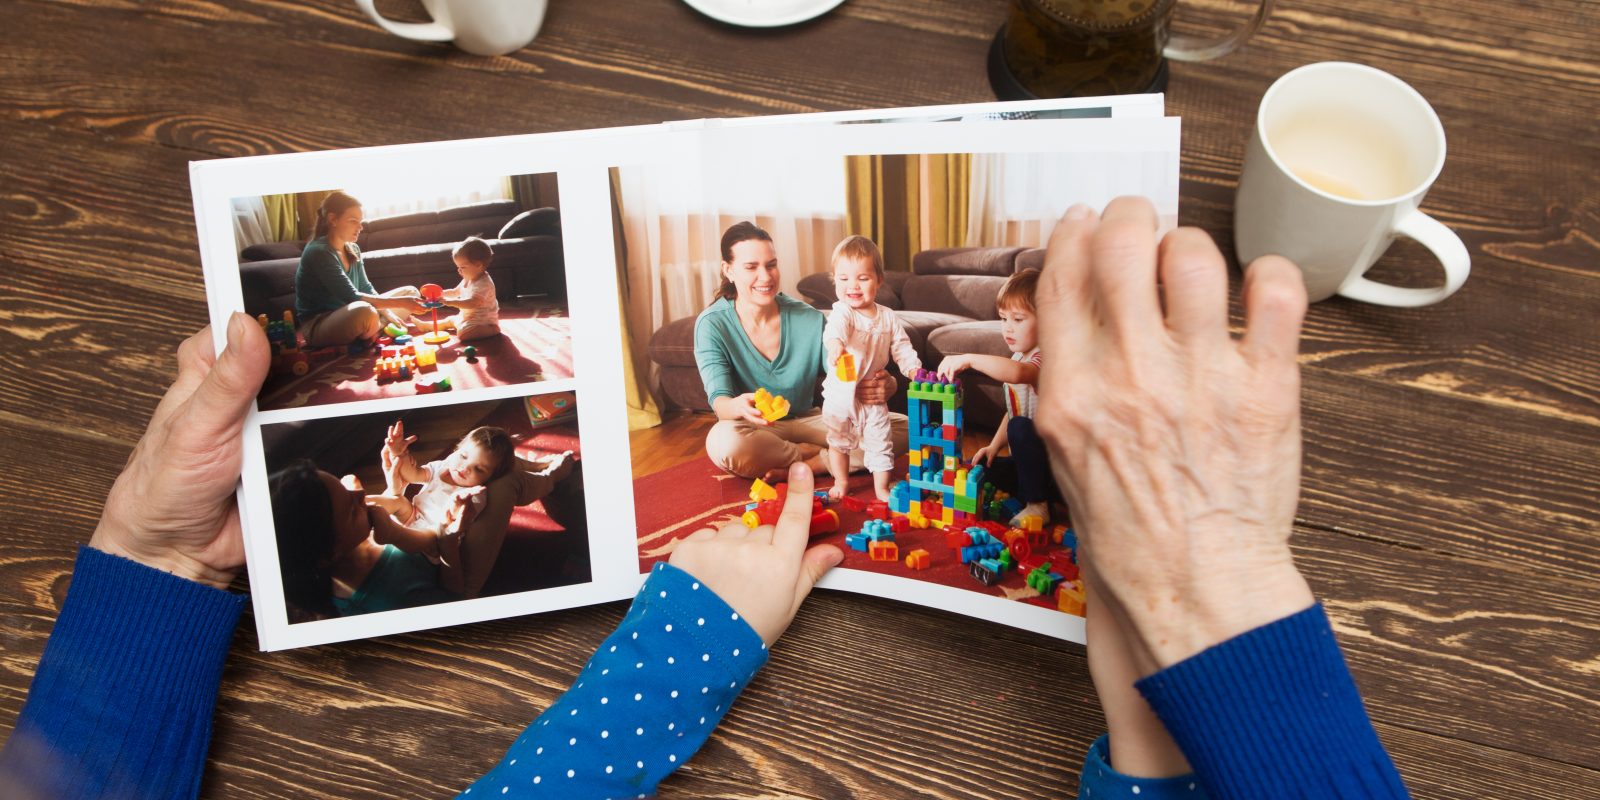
[771,461,815,557]
[792,543,844,605]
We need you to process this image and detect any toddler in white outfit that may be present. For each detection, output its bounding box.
[822,236,921,501]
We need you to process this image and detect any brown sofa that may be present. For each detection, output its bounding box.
[645,246,1044,430]
[238,199,565,321]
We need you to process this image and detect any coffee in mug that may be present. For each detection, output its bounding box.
[1234,62,1470,306]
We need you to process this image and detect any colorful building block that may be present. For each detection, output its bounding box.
[752,387,790,422]
[835,351,857,381]
[1058,581,1086,616]
[866,500,889,519]
[750,478,778,503]
[846,533,870,552]
[970,559,1003,586]
[869,540,899,561]
[904,549,931,570]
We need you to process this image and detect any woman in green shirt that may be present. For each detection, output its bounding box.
[295,191,427,347]
[695,222,906,482]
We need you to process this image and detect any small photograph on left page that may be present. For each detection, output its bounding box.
[261,390,588,624]
[231,172,570,412]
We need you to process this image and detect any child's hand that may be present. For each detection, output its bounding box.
[971,442,1000,466]
[384,420,415,458]
[669,462,843,646]
[936,354,971,380]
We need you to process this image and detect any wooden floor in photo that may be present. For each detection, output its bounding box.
[4,1,1598,798]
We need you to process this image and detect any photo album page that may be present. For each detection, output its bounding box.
[189,96,1179,650]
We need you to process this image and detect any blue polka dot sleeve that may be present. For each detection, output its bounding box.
[460,562,770,799]
[1076,735,1206,799]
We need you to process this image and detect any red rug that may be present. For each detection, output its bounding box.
[633,456,1077,611]
[258,305,572,411]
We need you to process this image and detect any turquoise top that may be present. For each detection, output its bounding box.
[693,294,826,415]
[295,236,376,322]
[333,545,457,616]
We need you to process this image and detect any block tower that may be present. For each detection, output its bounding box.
[891,369,991,529]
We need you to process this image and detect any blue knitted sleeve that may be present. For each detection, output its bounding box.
[460,562,770,798]
[1134,604,1410,799]
[0,546,246,800]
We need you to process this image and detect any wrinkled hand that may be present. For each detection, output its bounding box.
[89,314,270,590]
[853,370,895,405]
[1034,198,1314,672]
[669,463,843,645]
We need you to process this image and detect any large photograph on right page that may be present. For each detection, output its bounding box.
[611,146,1176,620]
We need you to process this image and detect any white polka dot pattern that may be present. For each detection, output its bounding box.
[454,563,769,798]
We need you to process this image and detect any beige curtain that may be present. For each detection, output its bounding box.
[260,195,299,241]
[845,154,970,271]
[509,173,561,211]
[611,168,662,431]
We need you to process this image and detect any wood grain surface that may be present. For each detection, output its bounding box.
[3,0,1598,797]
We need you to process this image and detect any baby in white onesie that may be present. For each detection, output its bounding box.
[822,235,921,502]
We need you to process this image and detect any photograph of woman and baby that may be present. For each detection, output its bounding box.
[616,149,1174,608]
[263,394,589,622]
[232,171,572,411]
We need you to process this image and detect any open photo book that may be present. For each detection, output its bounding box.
[189,95,1180,650]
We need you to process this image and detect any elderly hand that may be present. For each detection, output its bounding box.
[1034,198,1314,673]
[669,462,843,645]
[89,314,270,590]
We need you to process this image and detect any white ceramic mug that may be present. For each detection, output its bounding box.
[355,0,548,57]
[1234,62,1469,306]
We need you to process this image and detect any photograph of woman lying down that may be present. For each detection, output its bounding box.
[264,393,589,622]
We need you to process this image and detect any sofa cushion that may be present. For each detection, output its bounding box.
[500,207,561,239]
[912,247,1026,277]
[1015,248,1046,273]
[900,275,1007,321]
[926,320,1012,360]
[895,310,978,364]
[795,271,908,310]
[359,199,517,251]
[647,316,699,368]
[240,241,305,262]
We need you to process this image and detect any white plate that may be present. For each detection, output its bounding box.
[681,0,848,28]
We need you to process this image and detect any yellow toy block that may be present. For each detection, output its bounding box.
[416,347,437,367]
[1019,515,1044,532]
[908,512,929,529]
[742,510,762,528]
[835,352,857,381]
[753,388,790,422]
[1058,582,1086,616]
[941,508,954,525]
[908,500,921,516]
[749,478,778,502]
[908,450,922,467]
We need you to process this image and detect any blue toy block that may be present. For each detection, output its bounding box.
[846,533,870,552]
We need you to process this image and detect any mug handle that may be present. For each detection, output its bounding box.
[354,0,454,43]
[1164,0,1275,62]
[1337,208,1471,307]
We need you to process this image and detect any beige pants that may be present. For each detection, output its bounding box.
[706,408,907,479]
[301,288,415,347]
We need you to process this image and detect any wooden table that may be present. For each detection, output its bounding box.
[4,1,1597,797]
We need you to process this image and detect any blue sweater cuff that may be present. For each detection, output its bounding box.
[1135,604,1409,799]
[0,546,245,799]
[464,562,769,798]
[1077,734,1204,799]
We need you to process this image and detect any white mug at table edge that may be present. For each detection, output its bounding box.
[1234,61,1470,307]
[355,0,548,57]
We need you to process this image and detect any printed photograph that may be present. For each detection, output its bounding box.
[612,149,1172,617]
[262,391,589,623]
[233,172,572,411]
